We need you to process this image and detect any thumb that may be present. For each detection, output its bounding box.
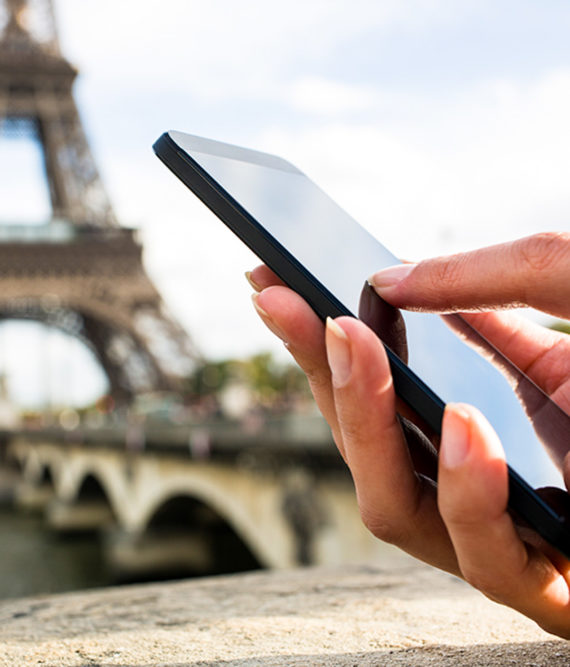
[368,232,570,320]
[438,403,570,636]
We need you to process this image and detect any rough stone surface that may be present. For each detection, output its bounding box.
[0,559,567,666]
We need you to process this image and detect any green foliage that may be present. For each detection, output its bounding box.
[184,352,311,410]
[186,359,233,398]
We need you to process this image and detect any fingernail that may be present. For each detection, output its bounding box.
[326,317,352,388]
[440,404,471,468]
[251,293,288,342]
[245,271,263,292]
[368,264,416,291]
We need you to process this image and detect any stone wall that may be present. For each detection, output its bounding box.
[0,558,567,666]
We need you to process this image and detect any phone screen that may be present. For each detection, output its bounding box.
[165,132,569,493]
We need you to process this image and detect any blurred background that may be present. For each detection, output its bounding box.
[0,0,569,599]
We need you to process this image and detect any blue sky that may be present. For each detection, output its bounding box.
[1,0,569,406]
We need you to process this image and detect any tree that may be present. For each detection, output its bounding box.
[184,352,311,412]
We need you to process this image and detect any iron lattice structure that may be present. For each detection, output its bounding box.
[0,0,200,404]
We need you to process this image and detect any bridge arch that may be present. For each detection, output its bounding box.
[63,458,131,525]
[143,493,262,575]
[133,462,296,569]
[38,463,56,489]
[15,442,64,489]
[8,444,300,569]
[75,473,116,516]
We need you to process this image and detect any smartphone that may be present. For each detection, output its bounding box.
[153,130,570,558]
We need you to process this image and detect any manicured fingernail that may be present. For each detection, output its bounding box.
[326,317,352,388]
[251,293,288,342]
[245,271,263,292]
[440,404,471,468]
[368,264,416,291]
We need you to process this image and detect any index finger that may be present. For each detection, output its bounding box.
[246,265,286,291]
[369,232,570,320]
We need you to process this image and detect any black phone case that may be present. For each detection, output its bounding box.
[153,130,570,560]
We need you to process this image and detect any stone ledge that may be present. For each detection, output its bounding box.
[0,560,567,666]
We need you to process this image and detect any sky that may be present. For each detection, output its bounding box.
[1,0,570,407]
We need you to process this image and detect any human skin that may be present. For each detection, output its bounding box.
[246,231,570,638]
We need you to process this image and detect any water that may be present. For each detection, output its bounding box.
[0,506,110,600]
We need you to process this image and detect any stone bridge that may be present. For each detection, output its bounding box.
[5,417,389,578]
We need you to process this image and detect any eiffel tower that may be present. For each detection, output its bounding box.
[0,0,199,404]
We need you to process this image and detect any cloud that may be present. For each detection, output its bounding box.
[56,0,479,100]
[46,2,570,363]
[288,77,381,116]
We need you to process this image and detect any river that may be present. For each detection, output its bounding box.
[0,506,110,600]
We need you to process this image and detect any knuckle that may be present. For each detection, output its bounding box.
[439,504,499,540]
[460,565,504,601]
[515,232,570,275]
[438,495,472,526]
[359,506,404,545]
[305,367,330,396]
[337,417,369,447]
[295,355,331,396]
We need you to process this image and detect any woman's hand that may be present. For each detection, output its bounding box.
[246,232,570,638]
[368,232,570,416]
